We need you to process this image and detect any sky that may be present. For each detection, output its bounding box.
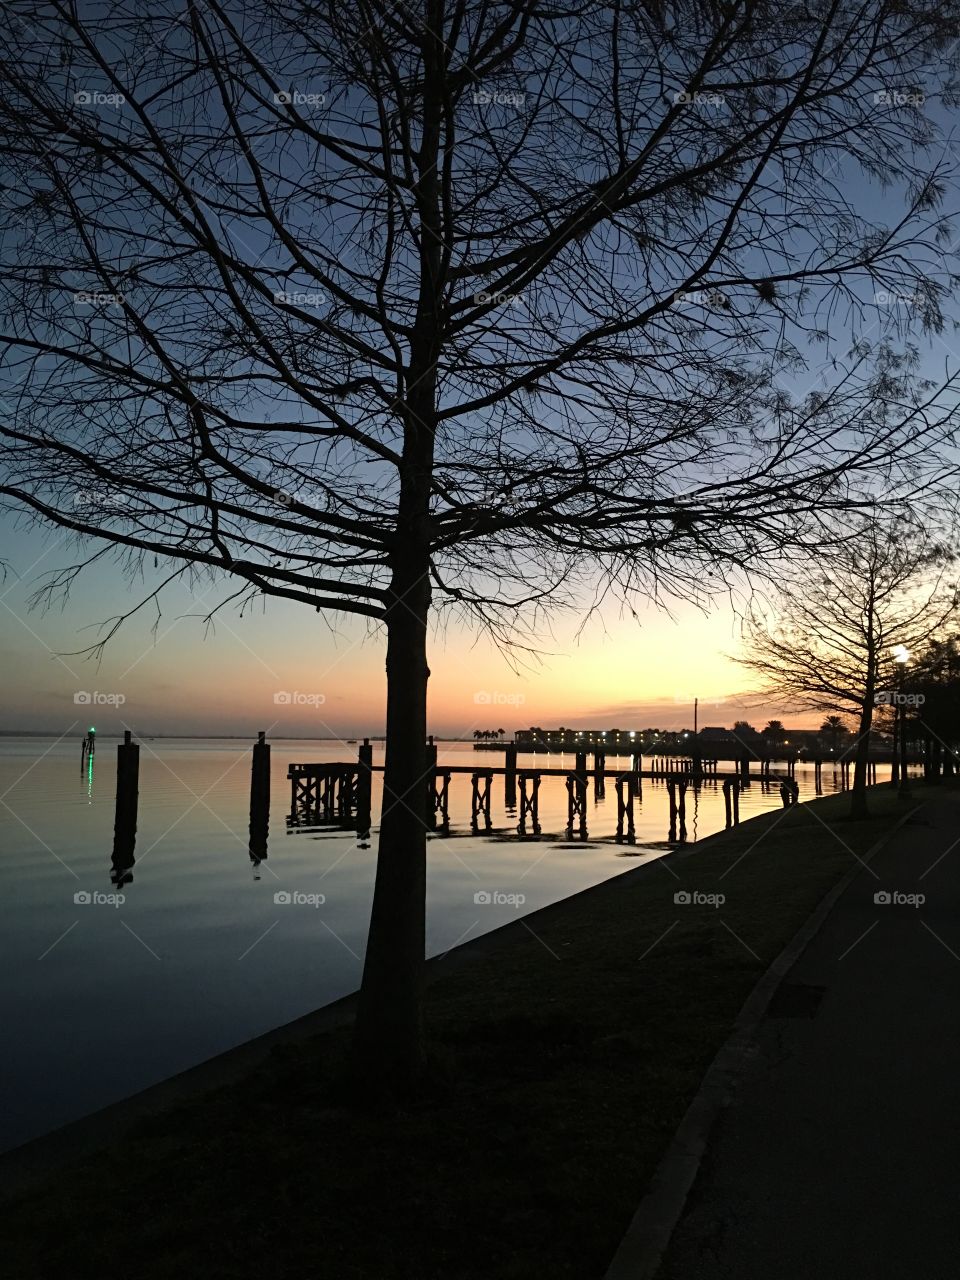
[0,515,787,738]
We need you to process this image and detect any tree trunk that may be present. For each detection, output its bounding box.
[850,684,875,820]
[351,553,431,1092]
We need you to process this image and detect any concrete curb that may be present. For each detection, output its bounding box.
[603,797,924,1280]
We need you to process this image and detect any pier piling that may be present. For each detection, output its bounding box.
[112,729,140,883]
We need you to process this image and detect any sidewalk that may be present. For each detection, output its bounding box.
[659,788,960,1280]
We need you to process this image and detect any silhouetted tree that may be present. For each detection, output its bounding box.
[739,520,958,816]
[2,0,960,1087]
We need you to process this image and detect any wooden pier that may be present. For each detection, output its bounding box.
[280,737,771,844]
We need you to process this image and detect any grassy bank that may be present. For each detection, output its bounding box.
[2,788,917,1278]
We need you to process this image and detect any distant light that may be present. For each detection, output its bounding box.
[89,726,96,733]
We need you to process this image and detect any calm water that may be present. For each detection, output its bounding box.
[0,735,884,1152]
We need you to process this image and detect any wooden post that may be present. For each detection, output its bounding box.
[615,774,635,844]
[357,738,372,840]
[723,778,732,829]
[504,742,517,809]
[471,770,493,833]
[667,779,678,840]
[112,729,139,884]
[517,771,542,837]
[593,749,605,800]
[248,730,270,865]
[677,779,687,842]
[425,735,438,830]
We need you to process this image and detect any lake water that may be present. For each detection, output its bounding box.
[0,735,891,1152]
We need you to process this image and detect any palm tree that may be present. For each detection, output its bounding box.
[762,720,787,747]
[820,715,848,754]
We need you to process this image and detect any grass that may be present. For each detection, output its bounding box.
[0,786,917,1279]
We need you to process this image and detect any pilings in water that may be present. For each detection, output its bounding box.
[615,773,635,844]
[426,736,438,829]
[722,777,740,829]
[517,770,542,837]
[287,762,361,828]
[504,743,518,810]
[566,753,588,839]
[471,770,493,833]
[779,778,800,808]
[632,752,643,797]
[112,729,139,885]
[357,739,372,840]
[667,778,688,842]
[840,760,851,790]
[593,749,606,800]
[249,730,270,866]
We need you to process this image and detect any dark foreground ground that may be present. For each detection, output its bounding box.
[0,788,915,1279]
[661,786,960,1280]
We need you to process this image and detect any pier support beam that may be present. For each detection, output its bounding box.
[615,774,635,844]
[504,743,517,810]
[517,771,542,838]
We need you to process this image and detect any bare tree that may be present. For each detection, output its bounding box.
[738,520,959,816]
[1,0,960,1087]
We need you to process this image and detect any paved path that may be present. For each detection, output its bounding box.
[659,790,960,1279]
